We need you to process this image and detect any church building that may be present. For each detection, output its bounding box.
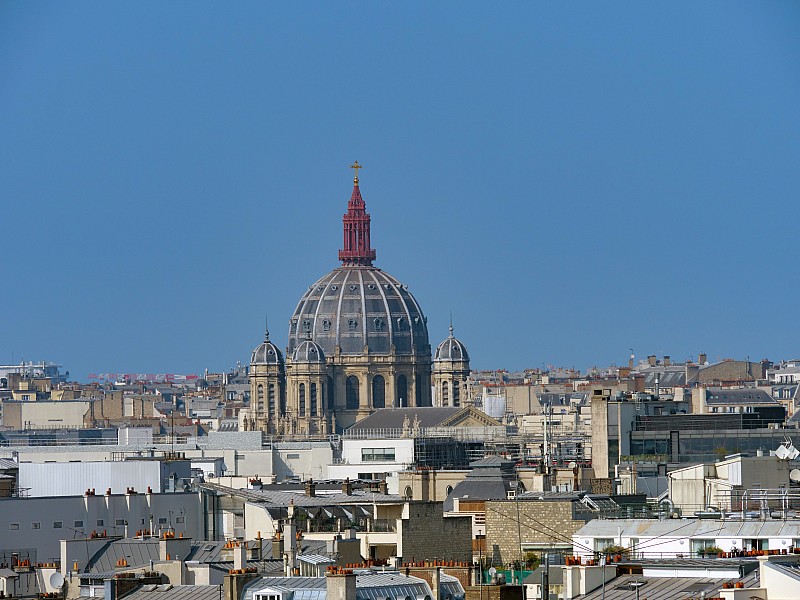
[244,163,471,435]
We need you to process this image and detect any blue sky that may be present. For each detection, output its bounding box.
[2,3,799,380]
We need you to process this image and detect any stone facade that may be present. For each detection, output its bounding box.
[400,502,472,563]
[485,499,592,564]
[397,469,469,502]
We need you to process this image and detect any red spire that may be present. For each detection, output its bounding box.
[338,161,376,266]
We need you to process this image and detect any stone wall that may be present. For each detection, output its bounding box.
[397,470,469,502]
[464,584,523,600]
[485,500,588,564]
[401,502,472,562]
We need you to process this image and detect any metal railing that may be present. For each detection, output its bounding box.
[343,426,513,441]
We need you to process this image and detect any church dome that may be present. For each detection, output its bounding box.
[288,267,429,357]
[251,330,284,366]
[434,325,470,362]
[291,338,326,363]
[287,168,429,358]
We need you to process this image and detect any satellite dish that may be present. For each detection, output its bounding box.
[49,572,65,588]
[776,445,791,460]
[790,469,800,483]
[488,567,497,576]
[788,445,799,460]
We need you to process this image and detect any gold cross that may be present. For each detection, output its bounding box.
[349,160,363,182]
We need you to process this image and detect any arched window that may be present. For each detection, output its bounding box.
[310,383,317,416]
[268,384,275,415]
[404,486,413,500]
[415,371,427,407]
[299,383,306,416]
[327,376,335,410]
[396,375,408,408]
[372,375,385,408]
[257,384,264,412]
[441,381,449,406]
[452,381,460,407]
[445,485,454,495]
[346,376,360,409]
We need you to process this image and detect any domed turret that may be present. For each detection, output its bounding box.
[433,323,471,408]
[435,324,470,362]
[248,325,287,435]
[292,338,326,363]
[251,328,284,366]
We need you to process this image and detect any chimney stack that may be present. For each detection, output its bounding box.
[378,480,388,495]
[663,356,671,366]
[698,352,707,365]
[233,541,247,571]
[342,478,353,495]
[159,534,191,562]
[272,530,284,559]
[285,522,298,576]
[647,355,657,367]
[305,478,316,497]
[326,571,357,600]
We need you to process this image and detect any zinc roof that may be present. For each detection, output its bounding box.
[577,568,759,600]
[575,518,800,539]
[124,584,221,600]
[349,407,465,430]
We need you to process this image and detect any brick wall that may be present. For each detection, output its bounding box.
[459,500,486,513]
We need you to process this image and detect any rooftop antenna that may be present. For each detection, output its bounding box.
[171,408,175,457]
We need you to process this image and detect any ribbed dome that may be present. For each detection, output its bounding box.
[291,339,326,363]
[251,331,284,365]
[288,267,429,357]
[434,326,470,362]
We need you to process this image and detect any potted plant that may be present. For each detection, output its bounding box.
[601,545,629,561]
[700,546,724,558]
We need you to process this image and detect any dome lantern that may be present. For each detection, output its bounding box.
[338,161,376,267]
